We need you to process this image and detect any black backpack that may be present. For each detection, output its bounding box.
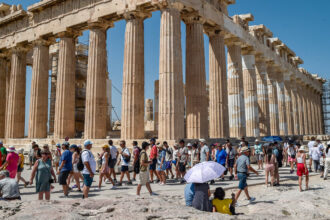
[77,150,91,171]
[123,148,131,163]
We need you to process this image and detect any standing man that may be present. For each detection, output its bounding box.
[149,138,159,183]
[199,139,209,163]
[81,140,96,199]
[226,142,236,180]
[137,142,155,196]
[178,139,188,184]
[164,141,174,179]
[234,147,258,204]
[132,141,141,181]
[117,140,132,186]
[307,136,316,172]
[108,140,118,183]
[57,142,72,197]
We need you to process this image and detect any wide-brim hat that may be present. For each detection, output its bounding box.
[240,146,250,153]
[298,145,307,152]
[7,146,16,152]
[199,138,206,143]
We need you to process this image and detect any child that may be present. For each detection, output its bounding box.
[212,187,236,215]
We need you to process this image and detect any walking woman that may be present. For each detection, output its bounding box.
[296,146,309,192]
[67,145,81,191]
[264,148,276,186]
[98,145,115,190]
[17,148,28,187]
[30,150,57,200]
[286,141,297,174]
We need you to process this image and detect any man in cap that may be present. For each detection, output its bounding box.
[149,138,160,183]
[108,140,118,183]
[199,139,209,163]
[58,141,72,197]
[137,142,156,196]
[177,139,188,184]
[234,146,258,204]
[81,140,96,198]
[0,170,20,200]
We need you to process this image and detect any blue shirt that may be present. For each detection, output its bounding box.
[157,149,166,164]
[216,149,227,165]
[184,183,195,206]
[59,150,72,172]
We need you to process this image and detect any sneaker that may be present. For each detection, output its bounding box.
[229,175,234,180]
[210,180,215,185]
[132,178,136,181]
[324,177,328,180]
[249,197,256,203]
[116,182,122,186]
[150,192,158,196]
[77,189,82,192]
[290,170,294,174]
[114,179,117,183]
[180,180,186,184]
[105,179,111,184]
[127,181,133,185]
[72,184,77,189]
[235,203,239,207]
[110,186,116,190]
[96,187,101,191]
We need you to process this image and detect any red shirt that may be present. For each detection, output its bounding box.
[149,145,158,160]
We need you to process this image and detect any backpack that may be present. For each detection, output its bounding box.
[122,148,131,163]
[77,150,91,171]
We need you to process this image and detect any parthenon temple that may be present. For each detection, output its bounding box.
[0,0,325,145]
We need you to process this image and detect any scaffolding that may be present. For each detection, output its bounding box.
[322,80,330,134]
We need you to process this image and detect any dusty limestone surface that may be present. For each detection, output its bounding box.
[0,174,329,220]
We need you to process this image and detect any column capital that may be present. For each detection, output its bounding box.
[88,18,114,30]
[158,1,184,11]
[11,44,30,54]
[204,26,226,37]
[241,46,256,55]
[56,28,82,39]
[224,37,242,46]
[33,38,55,47]
[123,11,151,21]
[182,13,205,25]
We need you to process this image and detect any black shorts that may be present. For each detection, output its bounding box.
[134,162,140,174]
[17,167,24,173]
[228,159,235,168]
[109,159,117,169]
[149,159,157,171]
[179,162,186,173]
[58,171,70,185]
[121,165,129,172]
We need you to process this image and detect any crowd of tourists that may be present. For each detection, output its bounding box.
[0,136,329,216]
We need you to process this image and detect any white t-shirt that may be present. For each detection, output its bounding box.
[110,145,118,159]
[308,141,315,155]
[311,147,321,161]
[173,149,179,160]
[81,150,96,175]
[121,148,130,166]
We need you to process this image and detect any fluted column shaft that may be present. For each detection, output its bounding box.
[5,48,27,138]
[284,74,294,136]
[266,66,279,136]
[154,80,159,133]
[85,24,109,139]
[242,52,259,137]
[302,87,309,134]
[275,72,288,136]
[0,58,7,138]
[255,60,270,136]
[227,43,245,138]
[290,80,300,135]
[310,90,317,134]
[208,31,229,138]
[297,85,305,135]
[28,42,50,138]
[185,18,208,139]
[54,35,76,138]
[158,6,184,140]
[317,93,324,134]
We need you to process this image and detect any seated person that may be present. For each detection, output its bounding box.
[184,183,195,206]
[0,170,21,200]
[212,187,236,215]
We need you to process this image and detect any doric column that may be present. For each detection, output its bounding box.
[284,73,294,136]
[242,49,259,137]
[290,79,300,135]
[5,47,27,138]
[226,42,246,138]
[0,58,7,138]
[28,40,51,138]
[296,84,305,135]
[184,16,208,139]
[158,5,184,140]
[302,86,309,134]
[49,55,58,135]
[154,80,159,133]
[275,71,288,136]
[255,58,270,136]
[310,89,317,134]
[84,22,111,139]
[54,32,77,138]
[207,29,229,138]
[266,65,279,136]
[317,93,324,134]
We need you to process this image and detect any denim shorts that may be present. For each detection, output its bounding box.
[83,174,94,187]
[149,159,157,170]
[238,173,247,190]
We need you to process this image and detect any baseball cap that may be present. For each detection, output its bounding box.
[84,140,93,146]
[62,141,70,146]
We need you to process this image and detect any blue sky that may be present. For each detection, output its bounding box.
[2,0,329,134]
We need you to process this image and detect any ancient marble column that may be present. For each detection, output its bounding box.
[154,80,159,133]
[208,30,229,138]
[158,6,184,140]
[255,59,270,136]
[185,16,208,139]
[54,33,76,138]
[121,14,145,140]
[227,42,246,138]
[5,47,27,138]
[84,23,109,139]
[317,93,324,134]
[310,90,316,134]
[48,55,58,135]
[297,85,305,135]
[284,74,294,136]
[242,50,259,137]
[302,86,309,134]
[290,80,300,135]
[275,71,288,136]
[0,58,6,138]
[266,65,279,136]
[145,99,153,121]
[28,40,50,138]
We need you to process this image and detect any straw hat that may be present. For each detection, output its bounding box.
[240,146,250,153]
[298,145,307,152]
[7,146,16,152]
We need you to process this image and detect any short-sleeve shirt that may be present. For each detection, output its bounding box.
[149,145,158,160]
[254,144,263,154]
[236,154,250,173]
[165,147,173,161]
[216,149,227,165]
[226,148,236,160]
[0,177,20,199]
[81,150,96,175]
[0,147,7,158]
[133,147,140,159]
[179,147,188,163]
[140,150,148,172]
[212,198,233,215]
[110,145,118,159]
[121,148,130,166]
[158,149,166,164]
[59,150,72,172]
[200,145,209,162]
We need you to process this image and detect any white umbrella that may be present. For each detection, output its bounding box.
[184,161,226,183]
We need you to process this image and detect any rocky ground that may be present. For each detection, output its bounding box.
[0,167,329,220]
